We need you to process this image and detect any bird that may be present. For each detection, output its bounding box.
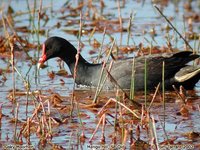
[38,36,200,91]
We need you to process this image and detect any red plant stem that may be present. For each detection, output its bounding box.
[101,113,106,141]
[73,12,82,84]
[27,118,30,144]
[89,113,105,142]
[70,12,83,118]
[10,42,16,102]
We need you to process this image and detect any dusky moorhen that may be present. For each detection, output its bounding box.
[38,36,200,91]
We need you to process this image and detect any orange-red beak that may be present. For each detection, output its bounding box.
[38,44,47,69]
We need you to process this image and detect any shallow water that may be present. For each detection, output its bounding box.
[0,0,200,149]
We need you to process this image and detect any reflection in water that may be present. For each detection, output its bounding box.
[0,0,199,149]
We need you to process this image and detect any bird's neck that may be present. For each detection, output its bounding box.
[62,54,96,76]
[63,55,101,86]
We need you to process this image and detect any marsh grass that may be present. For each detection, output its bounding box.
[1,1,46,144]
[14,103,19,142]
[36,0,43,82]
[162,61,166,130]
[144,58,147,108]
[93,39,116,103]
[130,58,135,100]
[154,5,193,51]
[97,27,106,63]
[150,116,159,149]
[70,11,83,118]
[127,11,135,46]
[1,14,16,103]
[117,0,123,45]
[0,1,199,149]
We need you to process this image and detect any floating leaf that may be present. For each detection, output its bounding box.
[56,69,68,77]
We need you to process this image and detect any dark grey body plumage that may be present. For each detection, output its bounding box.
[39,36,200,91]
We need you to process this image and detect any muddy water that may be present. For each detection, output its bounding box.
[0,0,200,149]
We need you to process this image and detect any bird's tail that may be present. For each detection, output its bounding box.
[175,65,200,89]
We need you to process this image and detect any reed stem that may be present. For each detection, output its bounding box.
[14,103,19,142]
[144,58,147,108]
[151,116,160,149]
[162,61,165,130]
[114,90,119,130]
[97,27,106,63]
[154,5,193,51]
[76,102,84,133]
[117,0,123,45]
[127,11,133,46]
[130,58,135,99]
[70,11,83,118]
[93,40,115,103]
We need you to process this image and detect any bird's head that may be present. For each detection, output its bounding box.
[38,36,77,68]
